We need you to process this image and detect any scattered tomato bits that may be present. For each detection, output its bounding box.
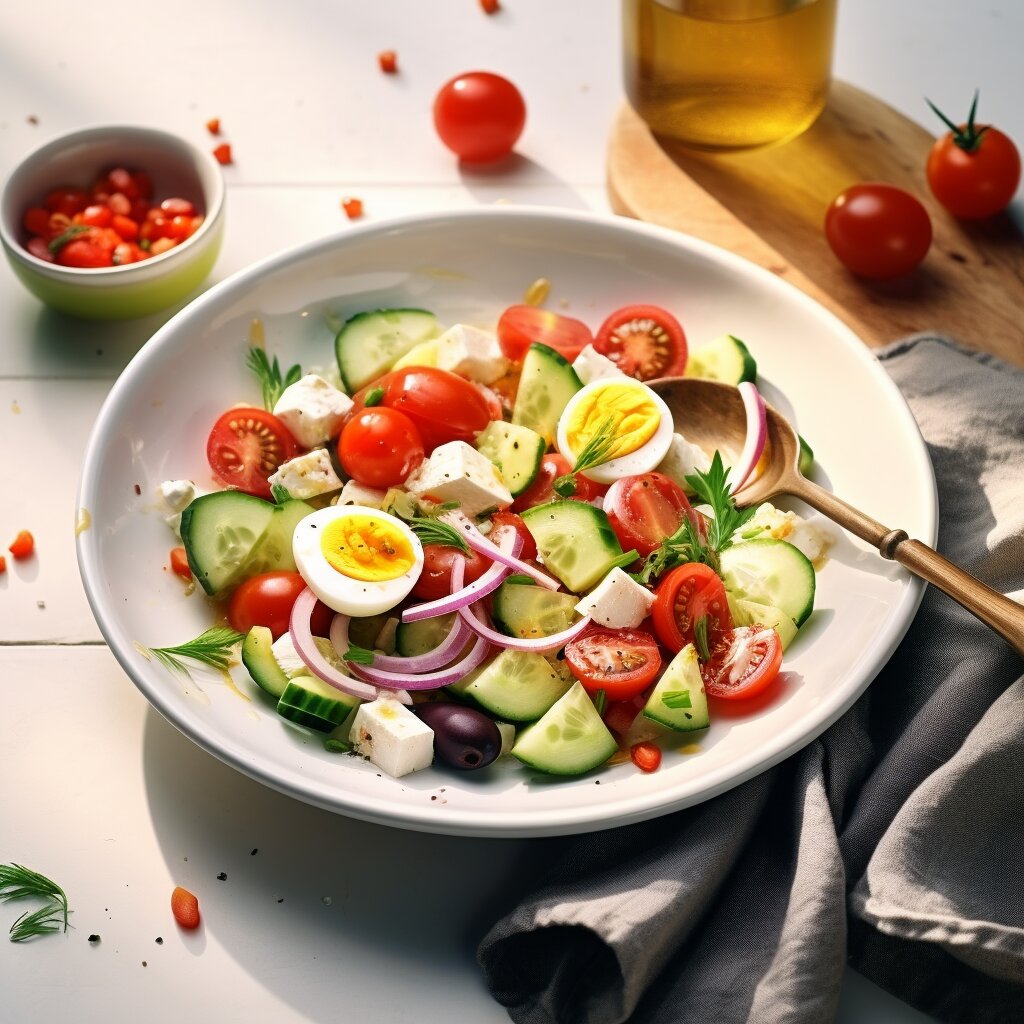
[630,741,662,773]
[0,555,6,574]
[8,530,35,560]
[378,50,398,74]
[213,143,233,166]
[480,0,501,13]
[171,886,201,930]
[170,547,193,580]
[205,117,221,136]
[341,197,364,220]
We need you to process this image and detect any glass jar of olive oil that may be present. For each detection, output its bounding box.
[622,0,837,151]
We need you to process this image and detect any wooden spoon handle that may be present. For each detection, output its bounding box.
[792,478,1024,658]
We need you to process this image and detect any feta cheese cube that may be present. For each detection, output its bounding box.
[273,374,353,449]
[155,479,206,537]
[268,448,343,501]
[336,479,387,509]
[349,697,434,778]
[434,324,510,384]
[656,432,712,495]
[572,344,626,385]
[741,502,832,564]
[404,441,513,516]
[574,567,655,629]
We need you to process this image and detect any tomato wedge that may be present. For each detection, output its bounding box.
[564,626,661,701]
[701,625,782,700]
[594,303,688,380]
[604,472,700,558]
[651,562,732,654]
[496,305,593,363]
[206,407,298,499]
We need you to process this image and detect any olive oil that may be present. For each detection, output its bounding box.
[622,0,837,151]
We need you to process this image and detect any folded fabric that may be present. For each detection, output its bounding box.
[477,335,1024,1024]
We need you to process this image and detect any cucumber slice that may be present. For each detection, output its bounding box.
[475,420,545,498]
[511,681,617,775]
[451,649,572,723]
[798,435,814,476]
[491,581,579,639]
[685,334,757,384]
[180,492,277,596]
[642,644,710,732]
[277,674,361,733]
[240,499,314,577]
[241,626,289,699]
[727,595,799,650]
[511,343,582,446]
[720,538,815,628]
[520,501,626,593]
[347,612,393,650]
[334,308,441,392]
[395,613,457,657]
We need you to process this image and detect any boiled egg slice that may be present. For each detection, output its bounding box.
[555,378,673,483]
[292,505,423,617]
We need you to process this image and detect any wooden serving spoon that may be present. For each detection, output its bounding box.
[652,377,1024,657]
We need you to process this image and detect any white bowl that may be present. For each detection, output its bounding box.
[76,207,935,837]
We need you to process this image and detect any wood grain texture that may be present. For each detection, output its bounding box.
[608,81,1024,365]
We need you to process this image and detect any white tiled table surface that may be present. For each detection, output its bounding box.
[2,3,1019,1021]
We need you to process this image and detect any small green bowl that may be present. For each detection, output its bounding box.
[1,124,225,320]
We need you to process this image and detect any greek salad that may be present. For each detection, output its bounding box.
[153,301,828,781]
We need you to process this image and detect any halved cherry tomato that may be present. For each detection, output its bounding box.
[496,306,593,363]
[169,547,192,580]
[511,453,608,512]
[338,407,424,488]
[227,570,308,639]
[630,741,662,773]
[171,886,201,930]
[651,562,732,654]
[206,407,298,499]
[702,625,782,700]
[382,367,493,452]
[594,304,688,380]
[604,472,699,558]
[433,71,526,163]
[564,626,661,701]
[411,545,490,600]
[490,510,537,561]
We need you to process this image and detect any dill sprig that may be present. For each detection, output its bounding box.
[0,864,70,942]
[633,451,757,585]
[146,626,245,678]
[246,347,302,411]
[408,516,470,553]
[553,415,617,498]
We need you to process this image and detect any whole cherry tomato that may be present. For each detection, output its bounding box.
[382,366,493,452]
[496,306,593,363]
[227,571,309,639]
[433,71,526,163]
[338,407,424,488]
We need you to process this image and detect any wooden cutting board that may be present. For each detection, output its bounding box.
[607,81,1024,367]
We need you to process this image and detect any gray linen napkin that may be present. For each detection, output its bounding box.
[477,335,1024,1024]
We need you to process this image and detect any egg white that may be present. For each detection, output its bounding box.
[292,505,424,617]
[555,379,674,484]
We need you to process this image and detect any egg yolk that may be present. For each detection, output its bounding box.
[565,383,661,462]
[320,515,416,582]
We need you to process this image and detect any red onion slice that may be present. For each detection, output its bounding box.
[288,588,403,703]
[330,610,473,673]
[440,510,559,590]
[729,381,768,495]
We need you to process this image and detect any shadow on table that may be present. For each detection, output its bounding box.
[458,153,596,210]
[140,708,556,1022]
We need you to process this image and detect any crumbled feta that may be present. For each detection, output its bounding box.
[572,344,626,385]
[336,479,387,509]
[656,432,712,495]
[273,374,353,449]
[404,441,513,516]
[155,479,206,537]
[574,567,656,628]
[349,697,434,778]
[739,502,832,563]
[435,324,509,384]
[268,449,343,501]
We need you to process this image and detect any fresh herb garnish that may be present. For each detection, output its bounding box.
[342,643,376,666]
[0,864,70,942]
[270,483,291,504]
[324,738,352,754]
[553,415,617,498]
[693,615,711,662]
[145,626,245,678]
[592,689,608,716]
[661,690,693,710]
[363,386,385,407]
[46,224,91,255]
[926,90,989,153]
[408,516,470,553]
[634,451,756,584]
[246,347,302,411]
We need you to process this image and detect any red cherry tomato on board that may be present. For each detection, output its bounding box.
[564,626,662,702]
[433,71,526,163]
[651,562,733,655]
[925,96,1021,219]
[382,367,493,452]
[594,304,688,380]
[701,625,783,701]
[337,406,424,488]
[824,183,932,280]
[496,306,593,363]
[603,472,699,558]
[206,407,298,499]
